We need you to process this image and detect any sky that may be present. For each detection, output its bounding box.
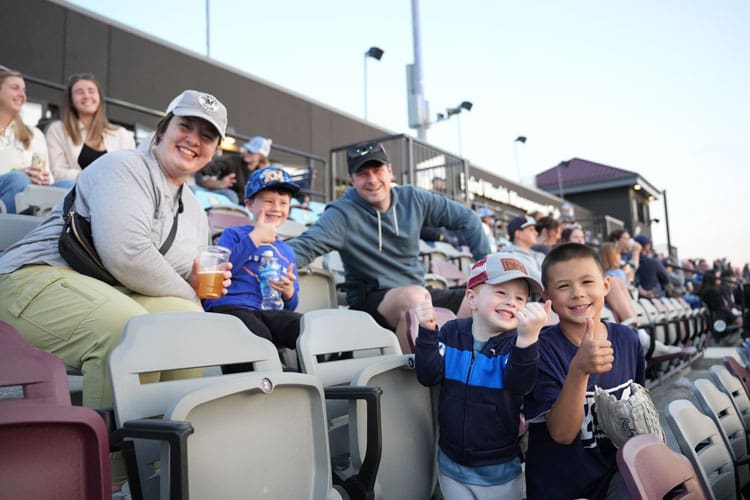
[66,0,750,267]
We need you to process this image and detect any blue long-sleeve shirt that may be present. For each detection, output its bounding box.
[203,225,299,311]
[415,317,538,467]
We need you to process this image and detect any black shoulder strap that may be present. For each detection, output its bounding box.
[61,185,77,217]
[158,184,183,255]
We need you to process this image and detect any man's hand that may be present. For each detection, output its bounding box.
[415,293,437,330]
[571,318,613,375]
[270,263,296,301]
[516,300,552,347]
[249,208,277,246]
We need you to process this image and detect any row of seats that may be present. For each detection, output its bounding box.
[1,308,440,500]
[631,297,711,387]
[666,359,750,499]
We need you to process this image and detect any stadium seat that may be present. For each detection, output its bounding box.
[666,399,736,500]
[692,379,750,496]
[724,356,750,398]
[109,312,347,500]
[298,309,434,500]
[616,433,706,500]
[0,213,43,252]
[296,265,338,313]
[14,184,69,216]
[0,321,110,500]
[710,365,750,431]
[298,309,399,497]
[0,320,70,405]
[206,207,249,241]
[277,219,306,239]
[404,306,457,353]
[0,404,111,500]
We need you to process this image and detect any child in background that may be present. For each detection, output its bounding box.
[415,252,551,499]
[203,166,301,353]
[524,243,645,500]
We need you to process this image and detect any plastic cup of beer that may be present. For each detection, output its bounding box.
[197,245,231,299]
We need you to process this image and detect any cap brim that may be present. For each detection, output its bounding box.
[349,157,388,174]
[485,273,543,294]
[171,109,225,138]
[248,182,301,199]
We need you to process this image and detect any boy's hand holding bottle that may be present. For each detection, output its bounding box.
[516,300,552,348]
[415,292,437,331]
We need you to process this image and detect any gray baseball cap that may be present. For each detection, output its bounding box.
[166,90,227,138]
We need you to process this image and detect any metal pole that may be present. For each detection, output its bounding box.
[411,0,427,140]
[364,55,368,120]
[663,189,673,256]
[205,0,210,57]
[513,142,521,182]
[456,113,463,157]
[556,165,565,200]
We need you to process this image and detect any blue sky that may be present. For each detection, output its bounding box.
[67,0,749,267]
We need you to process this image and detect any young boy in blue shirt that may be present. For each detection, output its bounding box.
[414,252,551,499]
[203,166,301,352]
[524,243,645,500]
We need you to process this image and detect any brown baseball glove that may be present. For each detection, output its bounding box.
[594,382,665,448]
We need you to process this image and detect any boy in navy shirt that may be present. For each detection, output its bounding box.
[524,243,645,499]
[415,252,551,499]
[204,166,301,352]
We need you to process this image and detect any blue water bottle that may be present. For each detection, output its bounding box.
[259,250,284,310]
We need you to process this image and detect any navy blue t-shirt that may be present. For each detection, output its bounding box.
[524,322,645,500]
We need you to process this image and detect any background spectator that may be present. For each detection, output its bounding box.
[608,228,641,280]
[193,135,272,204]
[505,215,544,278]
[633,234,669,298]
[45,73,135,182]
[532,215,560,254]
[477,207,498,253]
[560,223,586,245]
[0,67,54,212]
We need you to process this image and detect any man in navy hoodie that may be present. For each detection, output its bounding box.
[287,141,488,351]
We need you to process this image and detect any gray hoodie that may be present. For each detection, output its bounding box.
[288,185,488,306]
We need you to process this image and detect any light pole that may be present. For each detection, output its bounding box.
[513,136,526,183]
[662,189,673,256]
[556,161,569,200]
[444,101,473,157]
[364,46,384,120]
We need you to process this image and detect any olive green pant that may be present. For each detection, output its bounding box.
[0,265,203,409]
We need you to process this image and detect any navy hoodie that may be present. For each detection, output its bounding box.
[415,317,538,466]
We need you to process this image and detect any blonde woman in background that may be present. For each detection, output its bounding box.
[45,73,134,182]
[0,67,54,213]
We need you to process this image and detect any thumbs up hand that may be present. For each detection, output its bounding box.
[572,318,614,375]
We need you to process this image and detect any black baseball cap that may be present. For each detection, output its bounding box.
[346,142,389,174]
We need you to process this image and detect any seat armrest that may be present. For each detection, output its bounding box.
[111,419,194,500]
[325,386,383,500]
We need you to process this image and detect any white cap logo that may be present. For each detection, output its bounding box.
[198,93,219,112]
